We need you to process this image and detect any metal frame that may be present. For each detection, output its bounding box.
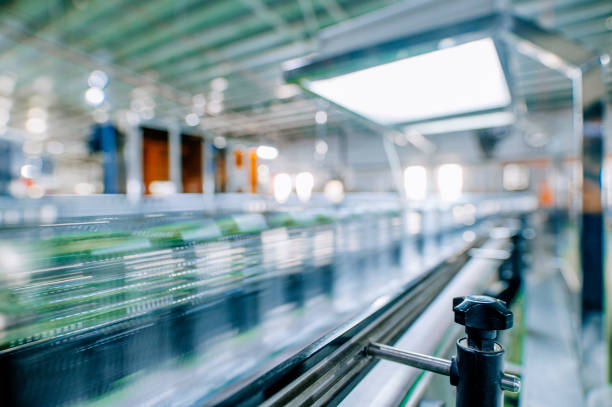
[284,10,607,318]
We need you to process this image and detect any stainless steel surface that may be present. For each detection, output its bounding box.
[366,342,452,376]
[501,372,522,393]
[468,248,512,260]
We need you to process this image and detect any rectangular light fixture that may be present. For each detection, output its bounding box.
[303,38,511,125]
[405,111,515,135]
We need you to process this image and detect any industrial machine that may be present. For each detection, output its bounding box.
[0,193,533,406]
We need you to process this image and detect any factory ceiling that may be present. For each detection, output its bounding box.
[0,0,610,158]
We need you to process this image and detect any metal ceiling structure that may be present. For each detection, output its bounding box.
[512,0,612,109]
[0,0,609,157]
[0,0,395,147]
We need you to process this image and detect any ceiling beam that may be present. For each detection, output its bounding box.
[318,0,349,22]
[240,0,305,43]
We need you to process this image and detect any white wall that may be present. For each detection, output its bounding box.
[274,107,595,195]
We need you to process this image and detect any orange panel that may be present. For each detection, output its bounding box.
[249,148,257,193]
[142,128,169,195]
[181,135,203,193]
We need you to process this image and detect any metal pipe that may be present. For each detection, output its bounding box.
[500,372,521,393]
[366,342,451,376]
[381,134,407,201]
[366,342,521,393]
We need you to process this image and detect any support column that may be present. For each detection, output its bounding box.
[169,123,182,194]
[99,124,118,194]
[203,137,215,194]
[382,133,406,200]
[125,124,143,202]
[580,98,604,318]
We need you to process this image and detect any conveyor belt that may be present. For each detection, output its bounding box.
[208,226,515,407]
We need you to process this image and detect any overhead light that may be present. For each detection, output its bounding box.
[324,179,344,203]
[503,164,530,191]
[213,136,227,149]
[25,117,47,134]
[88,70,109,89]
[185,112,200,126]
[211,77,228,92]
[437,163,463,201]
[404,165,427,200]
[274,173,292,203]
[208,100,223,115]
[149,181,177,196]
[315,139,328,155]
[296,172,314,202]
[304,38,510,125]
[315,110,327,124]
[256,145,279,160]
[20,164,38,179]
[85,87,105,106]
[405,112,515,135]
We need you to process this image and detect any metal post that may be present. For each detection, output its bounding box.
[125,123,143,202]
[454,339,505,407]
[203,137,214,194]
[169,123,182,194]
[577,66,605,318]
[100,124,118,194]
[382,133,407,200]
